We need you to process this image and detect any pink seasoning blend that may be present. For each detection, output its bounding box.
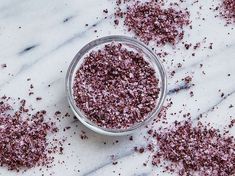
[115,0,190,46]
[72,43,160,129]
[220,0,235,24]
[152,121,235,176]
[0,97,60,171]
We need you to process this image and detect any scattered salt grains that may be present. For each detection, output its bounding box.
[153,102,172,124]
[73,43,160,129]
[219,0,235,24]
[0,97,62,171]
[80,130,88,140]
[1,64,7,69]
[115,0,190,46]
[183,75,192,84]
[152,121,235,176]
[228,119,235,128]
[116,0,132,6]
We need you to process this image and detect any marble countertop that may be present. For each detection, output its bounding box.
[0,0,234,175]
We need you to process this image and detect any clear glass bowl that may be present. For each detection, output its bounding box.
[66,35,167,136]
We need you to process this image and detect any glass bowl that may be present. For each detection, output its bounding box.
[66,35,167,136]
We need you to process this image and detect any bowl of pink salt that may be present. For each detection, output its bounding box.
[66,35,167,136]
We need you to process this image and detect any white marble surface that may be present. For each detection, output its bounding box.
[0,0,234,175]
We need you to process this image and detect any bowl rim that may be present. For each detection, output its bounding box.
[66,35,167,136]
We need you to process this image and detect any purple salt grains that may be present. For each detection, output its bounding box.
[73,43,160,129]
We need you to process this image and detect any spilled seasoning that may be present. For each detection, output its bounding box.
[151,121,235,175]
[0,96,62,171]
[115,0,190,45]
[219,0,235,24]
